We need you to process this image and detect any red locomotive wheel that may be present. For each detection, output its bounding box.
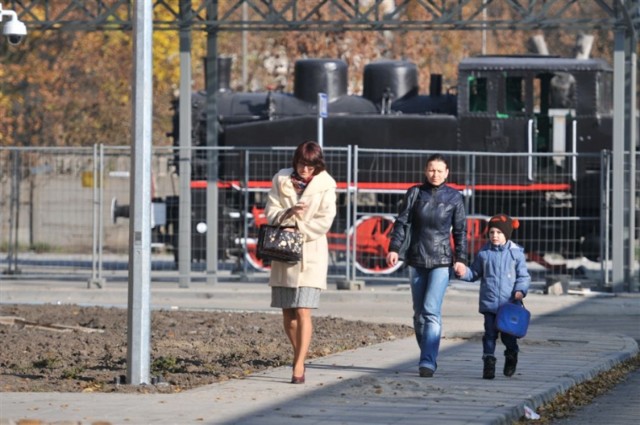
[351,215,402,274]
[245,238,270,272]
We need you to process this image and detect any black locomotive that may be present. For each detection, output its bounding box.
[166,55,623,266]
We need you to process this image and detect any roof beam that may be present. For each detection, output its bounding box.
[3,0,637,33]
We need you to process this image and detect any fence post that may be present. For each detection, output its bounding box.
[336,145,365,290]
[600,151,612,289]
[241,148,250,278]
[4,150,21,275]
[88,143,106,288]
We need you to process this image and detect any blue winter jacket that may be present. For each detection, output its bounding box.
[460,240,531,314]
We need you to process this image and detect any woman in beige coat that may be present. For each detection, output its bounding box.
[264,141,337,384]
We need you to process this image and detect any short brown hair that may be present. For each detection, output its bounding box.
[425,153,449,170]
[292,141,326,175]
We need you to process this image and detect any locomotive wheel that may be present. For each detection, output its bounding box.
[245,238,270,272]
[351,215,402,275]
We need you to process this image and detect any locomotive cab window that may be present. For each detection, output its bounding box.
[596,71,613,113]
[504,77,525,114]
[468,76,487,112]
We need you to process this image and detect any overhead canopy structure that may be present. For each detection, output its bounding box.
[5,0,640,33]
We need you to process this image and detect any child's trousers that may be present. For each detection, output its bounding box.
[482,312,518,357]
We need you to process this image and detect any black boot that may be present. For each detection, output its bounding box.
[504,351,518,377]
[483,356,496,380]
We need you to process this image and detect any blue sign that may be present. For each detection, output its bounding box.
[318,93,328,118]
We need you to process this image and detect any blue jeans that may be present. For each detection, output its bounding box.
[482,313,519,358]
[410,266,450,371]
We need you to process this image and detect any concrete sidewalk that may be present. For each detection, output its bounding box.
[1,276,639,425]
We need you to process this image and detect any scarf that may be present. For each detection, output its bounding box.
[291,171,313,196]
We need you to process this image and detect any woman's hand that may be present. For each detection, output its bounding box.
[386,251,399,267]
[283,202,307,220]
[453,262,466,277]
[291,201,307,215]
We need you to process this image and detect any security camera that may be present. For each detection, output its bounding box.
[3,18,26,45]
[1,4,27,45]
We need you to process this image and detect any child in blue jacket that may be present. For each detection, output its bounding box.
[456,214,531,379]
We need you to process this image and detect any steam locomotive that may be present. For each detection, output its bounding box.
[164,54,622,268]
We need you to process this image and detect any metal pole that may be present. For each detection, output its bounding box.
[127,0,153,386]
[317,93,327,148]
[351,146,359,282]
[611,30,626,292]
[98,144,105,284]
[481,0,487,55]
[90,144,98,286]
[89,144,105,288]
[205,1,219,285]
[242,1,248,90]
[601,151,612,289]
[625,31,638,291]
[89,144,99,287]
[178,0,193,288]
[11,150,21,274]
[242,149,250,278]
[345,145,352,282]
[5,150,19,275]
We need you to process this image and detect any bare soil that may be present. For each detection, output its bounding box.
[0,304,413,394]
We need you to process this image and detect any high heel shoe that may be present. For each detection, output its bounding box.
[291,367,305,384]
[290,374,305,384]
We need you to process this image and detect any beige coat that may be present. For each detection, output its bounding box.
[265,168,337,289]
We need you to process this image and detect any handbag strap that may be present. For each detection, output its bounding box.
[274,208,299,229]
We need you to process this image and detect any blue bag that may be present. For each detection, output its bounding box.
[496,302,530,338]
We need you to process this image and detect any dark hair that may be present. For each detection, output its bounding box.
[425,153,449,170]
[292,141,326,175]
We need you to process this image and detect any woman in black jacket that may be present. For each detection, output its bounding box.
[386,153,467,378]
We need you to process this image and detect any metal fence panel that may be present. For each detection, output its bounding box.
[1,145,638,290]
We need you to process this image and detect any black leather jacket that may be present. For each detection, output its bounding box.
[389,181,468,269]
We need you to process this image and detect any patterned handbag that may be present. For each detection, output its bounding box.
[257,225,304,263]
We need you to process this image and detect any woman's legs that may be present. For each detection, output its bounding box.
[282,307,313,377]
[410,266,450,372]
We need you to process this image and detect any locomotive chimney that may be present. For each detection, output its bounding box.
[528,34,549,55]
[574,33,594,59]
[363,60,419,104]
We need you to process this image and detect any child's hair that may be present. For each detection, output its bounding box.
[487,214,519,240]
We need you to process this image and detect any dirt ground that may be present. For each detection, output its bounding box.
[0,304,414,394]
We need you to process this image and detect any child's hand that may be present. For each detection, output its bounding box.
[453,262,466,277]
[514,291,524,301]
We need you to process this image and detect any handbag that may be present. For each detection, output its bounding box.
[257,224,304,263]
[496,301,530,338]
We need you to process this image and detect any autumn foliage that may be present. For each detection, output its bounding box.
[0,1,613,147]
